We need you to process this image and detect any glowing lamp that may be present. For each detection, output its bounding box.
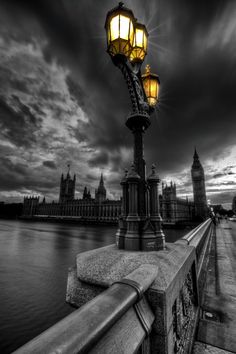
[130,22,148,63]
[105,2,135,58]
[142,64,160,107]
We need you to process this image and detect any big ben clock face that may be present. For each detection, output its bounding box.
[193,170,201,178]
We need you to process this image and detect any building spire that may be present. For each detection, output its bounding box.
[67,164,70,177]
[100,172,104,186]
[95,172,106,202]
[194,147,199,159]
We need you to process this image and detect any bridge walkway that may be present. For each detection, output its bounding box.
[193,220,236,354]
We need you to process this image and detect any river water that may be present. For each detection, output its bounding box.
[0,219,186,353]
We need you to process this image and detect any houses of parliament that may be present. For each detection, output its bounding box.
[22,150,208,224]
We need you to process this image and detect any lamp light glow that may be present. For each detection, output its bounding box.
[142,64,160,107]
[105,2,135,58]
[130,22,148,63]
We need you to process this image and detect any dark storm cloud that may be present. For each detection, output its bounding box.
[66,77,87,111]
[0,0,236,201]
[0,96,41,148]
[213,172,235,179]
[0,0,79,52]
[43,161,57,170]
[211,165,236,179]
[88,151,109,168]
[209,190,235,205]
[0,157,55,192]
[19,0,235,174]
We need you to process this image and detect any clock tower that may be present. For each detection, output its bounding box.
[191,148,207,220]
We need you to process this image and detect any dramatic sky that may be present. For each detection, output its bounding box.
[0,0,236,208]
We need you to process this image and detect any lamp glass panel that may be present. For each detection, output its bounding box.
[143,33,147,51]
[135,28,144,47]
[156,82,160,100]
[143,78,149,95]
[150,79,157,98]
[110,15,119,41]
[119,15,130,40]
[129,21,134,43]
[107,25,111,45]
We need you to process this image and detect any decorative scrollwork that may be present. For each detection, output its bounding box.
[116,60,149,115]
[172,268,196,354]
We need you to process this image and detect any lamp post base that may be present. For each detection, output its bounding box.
[141,230,166,251]
[119,235,141,251]
[116,219,165,252]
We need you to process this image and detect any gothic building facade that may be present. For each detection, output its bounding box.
[59,169,76,203]
[159,149,207,223]
[160,182,195,224]
[95,174,106,203]
[22,149,208,224]
[22,171,121,223]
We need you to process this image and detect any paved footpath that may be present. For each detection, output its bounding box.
[193,220,236,354]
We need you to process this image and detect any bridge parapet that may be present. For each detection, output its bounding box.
[176,218,213,302]
[13,265,158,354]
[176,219,212,256]
[13,219,214,354]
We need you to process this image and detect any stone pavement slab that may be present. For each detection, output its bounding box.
[193,341,234,354]
[196,221,236,353]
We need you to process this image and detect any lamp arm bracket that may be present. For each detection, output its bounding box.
[116,59,150,115]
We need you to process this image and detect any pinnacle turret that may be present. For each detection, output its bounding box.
[95,172,106,202]
[193,147,199,160]
[59,166,76,203]
[67,164,71,178]
[100,173,104,186]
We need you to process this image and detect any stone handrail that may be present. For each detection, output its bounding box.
[176,218,213,302]
[176,218,212,259]
[12,264,158,354]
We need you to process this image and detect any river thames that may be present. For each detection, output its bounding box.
[0,219,186,354]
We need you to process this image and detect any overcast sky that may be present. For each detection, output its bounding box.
[0,0,235,208]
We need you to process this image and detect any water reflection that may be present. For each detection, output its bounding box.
[0,219,184,354]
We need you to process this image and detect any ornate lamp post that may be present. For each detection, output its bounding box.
[105,2,165,251]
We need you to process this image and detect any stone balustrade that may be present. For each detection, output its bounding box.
[13,219,214,354]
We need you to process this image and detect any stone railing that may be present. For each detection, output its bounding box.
[13,219,214,354]
[12,265,158,354]
[176,218,214,301]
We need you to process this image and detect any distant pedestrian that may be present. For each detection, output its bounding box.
[210,211,216,226]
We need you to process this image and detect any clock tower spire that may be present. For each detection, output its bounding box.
[191,148,207,220]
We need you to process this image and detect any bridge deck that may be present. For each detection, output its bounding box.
[193,220,236,354]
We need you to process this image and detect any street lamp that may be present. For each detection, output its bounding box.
[142,64,160,107]
[129,22,148,63]
[105,3,135,58]
[105,2,165,251]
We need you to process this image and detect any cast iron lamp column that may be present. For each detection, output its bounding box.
[105,2,165,251]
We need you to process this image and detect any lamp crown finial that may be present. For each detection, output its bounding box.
[146,64,151,74]
[119,2,124,7]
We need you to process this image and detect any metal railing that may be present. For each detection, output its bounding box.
[13,265,158,354]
